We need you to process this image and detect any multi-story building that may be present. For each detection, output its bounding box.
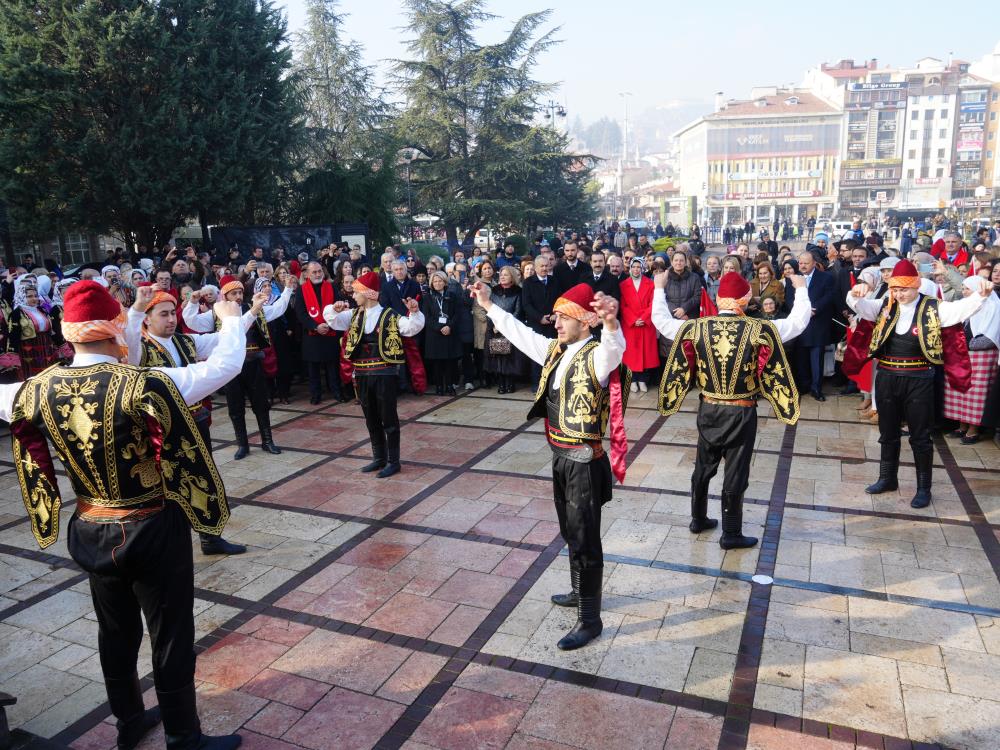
[896,58,966,213]
[675,88,842,227]
[970,42,1000,207]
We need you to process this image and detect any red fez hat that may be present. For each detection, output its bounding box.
[353,270,381,299]
[553,283,599,326]
[62,280,122,323]
[888,258,920,289]
[717,272,751,301]
[219,275,242,296]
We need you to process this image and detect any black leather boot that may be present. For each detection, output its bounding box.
[232,416,249,461]
[865,443,899,494]
[107,674,160,750]
[689,482,718,533]
[910,450,933,509]
[378,429,401,478]
[158,683,241,750]
[256,414,281,455]
[719,492,757,550]
[551,563,580,607]
[361,435,386,473]
[557,568,603,650]
[199,533,247,556]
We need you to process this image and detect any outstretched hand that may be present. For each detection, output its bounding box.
[470,281,492,309]
[133,285,155,313]
[850,283,870,298]
[653,268,668,289]
[404,297,420,315]
[790,274,806,290]
[591,292,618,327]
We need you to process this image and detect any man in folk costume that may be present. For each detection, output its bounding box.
[470,281,629,651]
[183,275,294,460]
[0,281,246,750]
[323,271,424,478]
[653,270,810,548]
[846,259,990,507]
[124,284,247,556]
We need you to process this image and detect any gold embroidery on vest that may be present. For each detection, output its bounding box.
[381,311,404,359]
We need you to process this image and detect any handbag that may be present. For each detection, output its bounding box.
[488,334,511,356]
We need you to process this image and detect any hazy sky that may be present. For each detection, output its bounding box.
[278,0,1000,122]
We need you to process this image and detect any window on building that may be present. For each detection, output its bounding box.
[924,110,934,120]
[911,110,919,120]
[908,149,916,159]
[991,111,997,121]
[936,168,944,177]
[939,129,947,138]
[938,148,945,158]
[990,131,995,141]
[940,109,948,118]
[907,169,915,178]
[993,91,999,102]
[63,234,93,265]
[920,166,929,178]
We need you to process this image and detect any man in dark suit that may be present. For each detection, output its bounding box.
[586,250,620,301]
[551,241,590,295]
[521,255,559,386]
[793,251,835,401]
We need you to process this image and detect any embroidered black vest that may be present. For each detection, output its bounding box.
[658,315,799,425]
[869,295,943,366]
[10,363,229,547]
[344,307,405,369]
[527,340,630,443]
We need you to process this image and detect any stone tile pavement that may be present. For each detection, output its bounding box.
[1,386,999,750]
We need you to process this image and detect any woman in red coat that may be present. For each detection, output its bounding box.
[619,258,659,392]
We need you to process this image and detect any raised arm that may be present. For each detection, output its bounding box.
[397,297,425,337]
[939,280,989,326]
[125,306,146,366]
[651,271,684,340]
[261,281,295,323]
[589,292,625,384]
[182,297,215,332]
[474,281,551,365]
[846,286,885,321]
[0,381,23,422]
[771,276,810,342]
[154,301,246,403]
[323,303,355,331]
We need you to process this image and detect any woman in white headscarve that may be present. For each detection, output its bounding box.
[103,264,134,307]
[942,274,1000,444]
[8,279,65,377]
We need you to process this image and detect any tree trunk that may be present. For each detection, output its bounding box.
[445,224,458,250]
[199,207,211,253]
[0,201,14,268]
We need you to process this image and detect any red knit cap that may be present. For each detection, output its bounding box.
[352,271,381,300]
[888,259,920,289]
[62,280,122,323]
[553,283,599,327]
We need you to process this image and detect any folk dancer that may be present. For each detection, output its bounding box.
[653,271,810,548]
[0,280,246,750]
[324,271,424,478]
[183,274,295,459]
[846,259,989,507]
[125,284,247,556]
[470,281,629,651]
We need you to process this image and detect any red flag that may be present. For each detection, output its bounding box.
[699,287,717,318]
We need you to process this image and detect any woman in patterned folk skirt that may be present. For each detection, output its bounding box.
[8,283,65,378]
[945,272,1000,444]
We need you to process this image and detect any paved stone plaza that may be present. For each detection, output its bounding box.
[1,387,999,750]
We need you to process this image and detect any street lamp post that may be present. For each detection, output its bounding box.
[618,91,632,167]
[403,149,414,242]
[543,100,566,128]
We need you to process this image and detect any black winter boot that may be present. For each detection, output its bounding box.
[199,533,247,556]
[551,563,580,608]
[865,443,900,494]
[719,493,757,550]
[689,482,718,533]
[378,429,401,478]
[232,416,249,460]
[910,450,933,509]
[557,568,603,650]
[107,674,160,750]
[256,412,281,455]
[158,683,241,750]
[361,435,387,473]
